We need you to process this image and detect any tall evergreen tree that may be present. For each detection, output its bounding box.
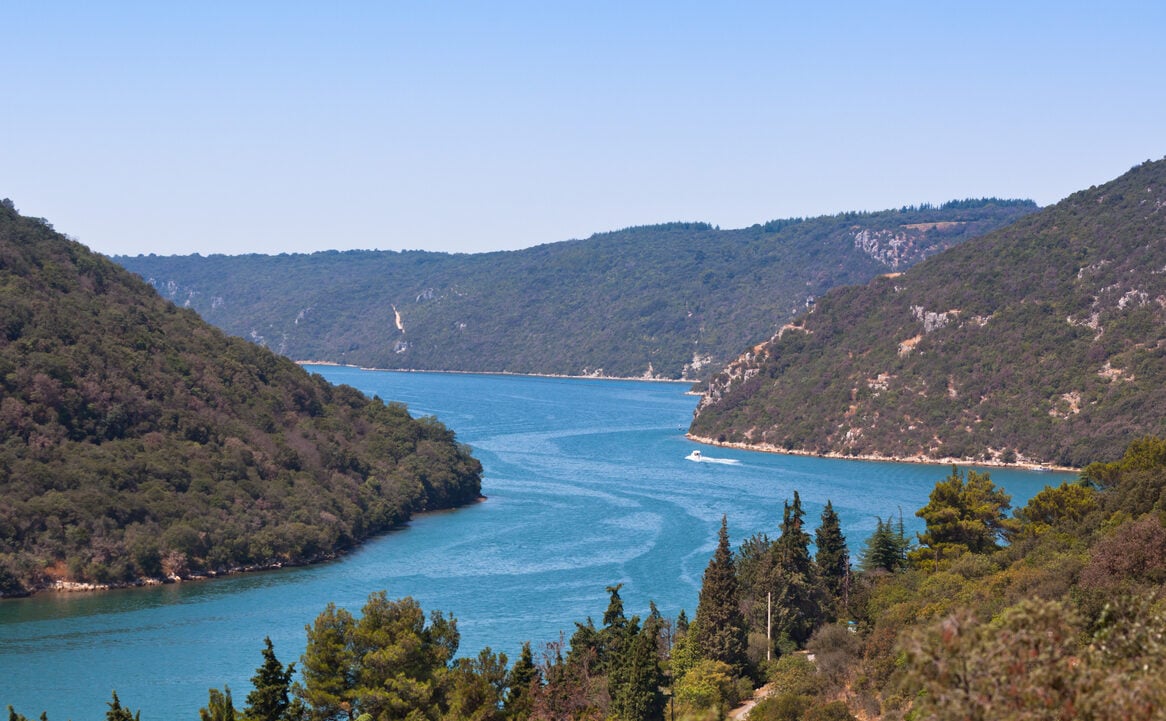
[599,583,631,673]
[774,493,813,575]
[603,583,627,629]
[814,500,849,618]
[768,492,824,646]
[566,617,601,669]
[609,622,666,721]
[504,642,538,720]
[296,591,459,721]
[105,693,140,721]
[199,687,238,721]
[692,516,747,675]
[912,467,1014,565]
[244,637,295,721]
[860,515,910,572]
[297,602,357,720]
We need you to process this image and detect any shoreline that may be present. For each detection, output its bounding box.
[296,360,696,385]
[302,361,1077,472]
[686,433,1079,473]
[7,495,488,599]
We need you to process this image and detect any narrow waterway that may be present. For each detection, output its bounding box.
[0,369,1072,720]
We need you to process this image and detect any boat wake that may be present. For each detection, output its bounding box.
[685,450,740,465]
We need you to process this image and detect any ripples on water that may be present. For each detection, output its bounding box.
[0,369,1073,720]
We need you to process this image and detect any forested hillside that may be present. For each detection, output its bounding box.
[691,158,1166,468]
[116,201,1035,379]
[0,200,482,597]
[16,437,1166,720]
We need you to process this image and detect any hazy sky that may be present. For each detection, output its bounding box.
[3,2,1163,257]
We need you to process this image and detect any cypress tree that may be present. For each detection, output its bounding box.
[566,616,601,669]
[105,692,140,721]
[692,516,747,674]
[610,621,666,721]
[504,642,538,720]
[769,492,824,646]
[814,500,849,617]
[603,583,627,629]
[198,687,236,721]
[244,637,295,721]
[860,515,910,572]
[600,583,630,672]
[774,492,813,575]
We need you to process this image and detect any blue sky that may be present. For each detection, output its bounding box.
[3,1,1163,257]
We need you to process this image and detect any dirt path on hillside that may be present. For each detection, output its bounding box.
[729,682,775,720]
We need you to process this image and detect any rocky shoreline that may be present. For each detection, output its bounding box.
[7,495,489,599]
[25,556,337,598]
[686,433,1078,473]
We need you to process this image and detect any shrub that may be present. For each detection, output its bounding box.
[766,653,819,698]
[750,693,810,721]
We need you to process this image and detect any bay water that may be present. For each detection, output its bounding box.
[0,368,1073,720]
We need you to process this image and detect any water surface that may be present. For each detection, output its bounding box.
[0,369,1072,719]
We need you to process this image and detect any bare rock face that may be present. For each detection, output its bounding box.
[692,159,1166,468]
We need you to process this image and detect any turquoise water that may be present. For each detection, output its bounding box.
[0,369,1073,720]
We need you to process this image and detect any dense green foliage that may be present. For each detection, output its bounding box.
[858,515,909,573]
[13,437,1166,719]
[691,517,748,674]
[0,202,481,596]
[910,466,1015,565]
[115,201,1035,379]
[813,502,848,618]
[691,158,1166,466]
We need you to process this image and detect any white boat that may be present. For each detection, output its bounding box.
[686,449,740,465]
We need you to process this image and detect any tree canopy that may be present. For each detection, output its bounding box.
[0,201,482,596]
[691,159,1166,467]
[116,201,1035,380]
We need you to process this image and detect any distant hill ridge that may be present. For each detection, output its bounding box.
[0,200,482,596]
[116,200,1036,379]
[690,158,1166,468]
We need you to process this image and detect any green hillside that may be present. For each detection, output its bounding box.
[690,158,1166,468]
[0,200,482,597]
[116,201,1035,379]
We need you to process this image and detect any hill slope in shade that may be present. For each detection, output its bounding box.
[0,200,481,596]
[689,159,1166,468]
[116,201,1035,379]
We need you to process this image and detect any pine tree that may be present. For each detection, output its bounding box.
[296,602,357,720]
[692,516,747,675]
[814,500,849,618]
[296,592,459,721]
[244,637,295,721]
[912,467,1014,565]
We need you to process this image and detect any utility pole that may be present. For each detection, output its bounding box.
[767,591,772,661]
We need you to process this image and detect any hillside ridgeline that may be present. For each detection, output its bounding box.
[116,201,1035,379]
[0,200,482,597]
[690,158,1166,468]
